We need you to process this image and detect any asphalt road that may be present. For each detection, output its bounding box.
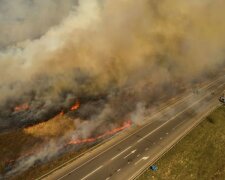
[44,75,225,180]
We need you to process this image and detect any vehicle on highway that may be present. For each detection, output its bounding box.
[150,165,158,171]
[219,96,225,104]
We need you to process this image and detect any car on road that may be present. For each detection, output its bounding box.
[219,96,225,104]
[150,165,158,171]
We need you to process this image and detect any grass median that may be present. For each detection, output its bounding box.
[138,105,225,180]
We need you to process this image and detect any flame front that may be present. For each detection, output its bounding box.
[69,120,132,145]
[14,103,29,112]
[70,101,80,111]
[12,100,131,164]
[8,120,132,167]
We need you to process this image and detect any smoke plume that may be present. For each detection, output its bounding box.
[0,0,225,130]
[0,0,78,48]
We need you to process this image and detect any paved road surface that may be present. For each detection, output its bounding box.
[44,75,225,180]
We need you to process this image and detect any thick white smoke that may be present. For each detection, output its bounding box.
[0,0,225,128]
[1,0,225,176]
[0,0,78,48]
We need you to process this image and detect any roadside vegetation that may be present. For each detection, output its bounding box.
[0,115,76,179]
[138,106,225,180]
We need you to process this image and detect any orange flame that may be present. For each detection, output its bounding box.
[54,111,64,118]
[70,101,80,111]
[69,120,132,145]
[8,120,132,166]
[59,111,64,116]
[14,103,29,112]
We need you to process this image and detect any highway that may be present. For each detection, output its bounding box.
[43,75,225,180]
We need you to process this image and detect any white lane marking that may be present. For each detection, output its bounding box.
[137,93,209,143]
[135,156,149,165]
[218,84,224,89]
[124,149,137,159]
[173,120,185,130]
[56,80,224,180]
[128,101,221,180]
[111,146,132,160]
[200,76,223,90]
[117,169,121,172]
[56,120,153,180]
[81,165,103,180]
[134,159,142,165]
[142,156,149,160]
[38,77,223,180]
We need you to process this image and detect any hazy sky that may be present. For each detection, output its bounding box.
[0,0,78,47]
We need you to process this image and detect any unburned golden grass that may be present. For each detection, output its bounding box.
[138,106,225,180]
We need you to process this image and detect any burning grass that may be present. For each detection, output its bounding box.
[0,114,75,176]
[24,115,75,139]
[138,106,225,180]
[0,101,132,179]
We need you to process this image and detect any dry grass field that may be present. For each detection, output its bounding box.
[139,106,225,180]
[0,114,75,179]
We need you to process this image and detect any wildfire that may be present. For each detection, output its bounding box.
[70,101,80,111]
[8,100,133,169]
[68,120,132,145]
[14,100,80,117]
[59,111,64,116]
[53,110,65,118]
[8,120,132,169]
[55,101,80,117]
[14,103,29,112]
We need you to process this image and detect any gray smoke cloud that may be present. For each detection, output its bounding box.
[0,0,225,130]
[0,0,78,48]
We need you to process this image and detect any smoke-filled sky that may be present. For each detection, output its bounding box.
[0,0,225,129]
[0,0,78,47]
